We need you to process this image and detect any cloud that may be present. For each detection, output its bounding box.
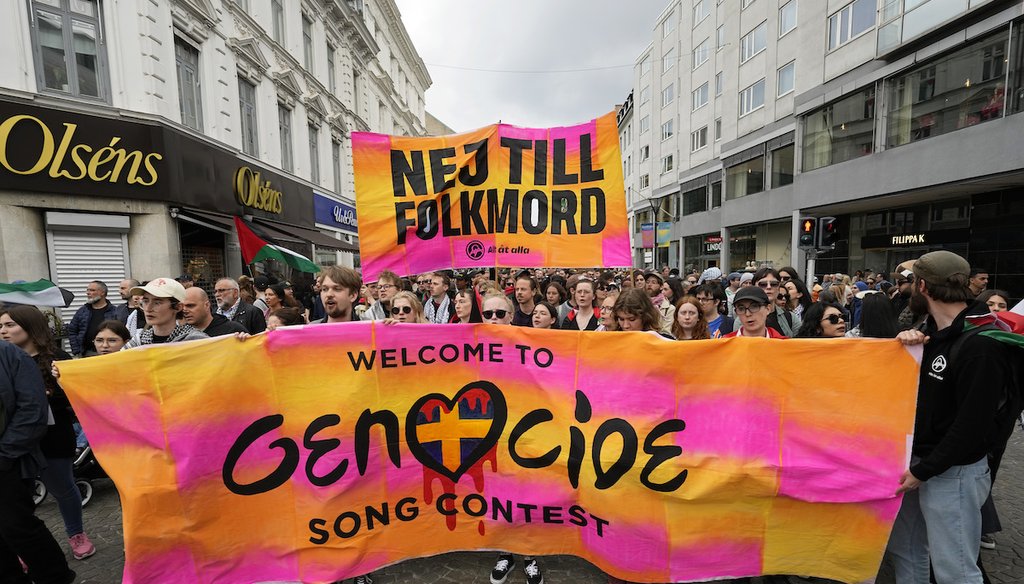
[394,0,669,132]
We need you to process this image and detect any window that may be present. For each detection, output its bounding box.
[771,144,794,187]
[663,48,675,73]
[779,1,797,37]
[640,145,650,161]
[308,124,320,183]
[279,105,293,171]
[726,155,765,199]
[740,21,767,63]
[662,83,675,107]
[711,181,722,208]
[692,82,709,110]
[887,30,1009,148]
[802,85,875,171]
[640,86,650,104]
[639,115,650,134]
[238,78,259,156]
[662,119,675,141]
[693,0,709,25]
[302,14,314,70]
[640,55,652,76]
[271,0,285,44]
[777,61,795,96]
[715,72,723,96]
[828,0,875,50]
[682,187,707,215]
[662,11,676,37]
[717,25,726,50]
[332,139,342,191]
[30,0,107,100]
[693,38,710,69]
[661,154,674,174]
[640,174,650,189]
[353,69,362,114]
[174,38,203,131]
[690,126,708,152]
[715,118,722,140]
[327,43,337,93]
[739,79,765,116]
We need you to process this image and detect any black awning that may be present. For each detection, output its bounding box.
[176,208,236,234]
[253,219,359,253]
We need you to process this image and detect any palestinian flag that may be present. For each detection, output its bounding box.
[966,310,1024,348]
[233,216,320,273]
[0,279,70,307]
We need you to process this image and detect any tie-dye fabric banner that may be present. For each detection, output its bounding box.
[352,113,630,281]
[58,323,921,584]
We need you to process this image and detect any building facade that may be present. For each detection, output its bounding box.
[620,0,1024,297]
[0,0,429,320]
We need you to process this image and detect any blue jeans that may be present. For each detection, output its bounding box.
[886,456,990,584]
[38,458,84,538]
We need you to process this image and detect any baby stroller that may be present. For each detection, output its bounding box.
[31,446,104,508]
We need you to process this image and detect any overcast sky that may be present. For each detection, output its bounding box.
[393,1,672,132]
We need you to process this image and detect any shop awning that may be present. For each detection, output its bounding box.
[253,219,359,253]
[175,208,236,234]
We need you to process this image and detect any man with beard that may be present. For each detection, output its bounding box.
[67,280,118,357]
[312,266,361,324]
[511,273,539,327]
[214,278,267,334]
[181,288,247,337]
[644,271,665,306]
[888,251,1015,583]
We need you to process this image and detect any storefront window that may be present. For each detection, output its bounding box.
[802,86,875,171]
[711,181,722,208]
[887,29,1009,148]
[729,226,757,271]
[726,156,765,200]
[682,186,707,215]
[771,144,794,187]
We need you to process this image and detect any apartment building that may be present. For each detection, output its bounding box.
[0,0,430,315]
[620,0,1024,295]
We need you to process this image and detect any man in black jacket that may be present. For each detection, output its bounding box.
[888,251,1011,583]
[182,288,247,337]
[214,278,266,334]
[0,340,76,584]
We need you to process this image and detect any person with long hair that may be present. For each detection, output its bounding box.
[672,296,710,340]
[264,283,287,314]
[612,288,671,338]
[794,302,848,338]
[844,293,898,338]
[267,307,306,330]
[452,290,483,323]
[0,306,97,560]
[783,279,813,317]
[531,301,559,329]
[387,291,426,323]
[977,289,1010,313]
[561,279,600,331]
[659,278,686,333]
[544,282,567,308]
[237,275,257,305]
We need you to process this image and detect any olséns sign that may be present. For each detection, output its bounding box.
[234,166,283,214]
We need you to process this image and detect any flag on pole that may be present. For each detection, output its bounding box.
[0,279,70,307]
[233,216,320,273]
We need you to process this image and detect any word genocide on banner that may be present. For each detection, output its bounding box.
[58,323,923,584]
[352,112,632,280]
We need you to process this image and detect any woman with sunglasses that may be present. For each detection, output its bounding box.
[671,296,710,340]
[481,293,515,326]
[452,289,483,323]
[386,291,426,323]
[794,302,847,338]
[0,306,98,560]
[560,279,600,331]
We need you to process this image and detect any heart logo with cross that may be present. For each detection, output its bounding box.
[405,381,507,482]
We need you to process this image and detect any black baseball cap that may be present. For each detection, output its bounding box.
[732,286,769,305]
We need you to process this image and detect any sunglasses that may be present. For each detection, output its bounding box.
[757,280,781,288]
[780,276,792,282]
[390,306,413,315]
[822,314,845,325]
[482,309,509,319]
[778,293,790,301]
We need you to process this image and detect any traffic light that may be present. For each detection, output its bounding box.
[799,217,817,248]
[818,216,838,248]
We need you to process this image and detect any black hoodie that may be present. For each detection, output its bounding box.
[201,313,248,337]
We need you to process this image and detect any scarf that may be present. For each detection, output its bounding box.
[424,294,452,324]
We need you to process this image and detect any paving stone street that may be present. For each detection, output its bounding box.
[36,433,1024,584]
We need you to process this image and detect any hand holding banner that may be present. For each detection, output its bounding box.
[352,113,631,280]
[58,324,920,584]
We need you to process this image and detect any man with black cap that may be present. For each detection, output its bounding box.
[888,251,1013,583]
[722,286,786,338]
[175,274,194,289]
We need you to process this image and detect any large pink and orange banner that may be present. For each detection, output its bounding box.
[59,324,921,584]
[352,113,631,281]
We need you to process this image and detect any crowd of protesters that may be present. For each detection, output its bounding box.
[0,256,1018,584]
